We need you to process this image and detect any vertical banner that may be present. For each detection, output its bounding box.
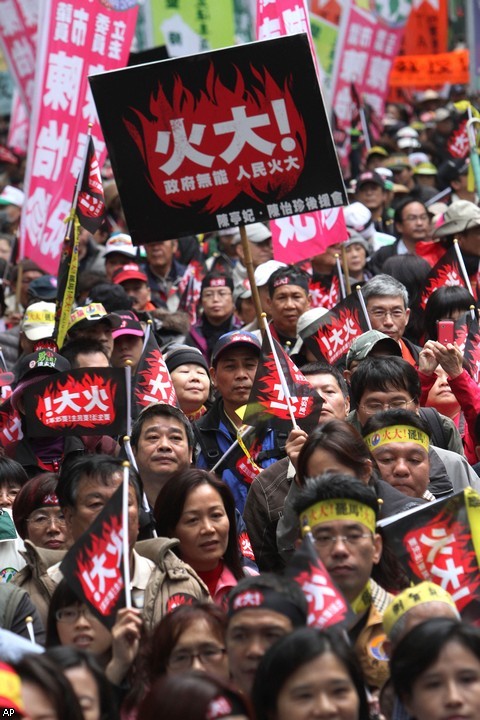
[400,0,448,55]
[466,0,480,95]
[7,87,29,153]
[143,0,235,57]
[20,0,138,271]
[256,1,347,262]
[0,0,38,111]
[331,0,412,130]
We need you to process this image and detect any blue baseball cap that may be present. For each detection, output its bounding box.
[211,331,261,366]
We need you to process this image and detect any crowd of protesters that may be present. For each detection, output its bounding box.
[3,86,480,720]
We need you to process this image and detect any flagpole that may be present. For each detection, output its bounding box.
[122,461,132,609]
[359,107,371,151]
[335,254,347,300]
[466,114,480,198]
[142,319,152,353]
[470,304,477,322]
[341,244,351,296]
[262,313,299,430]
[211,426,254,473]
[356,286,372,330]
[125,361,133,438]
[239,225,265,336]
[453,239,474,296]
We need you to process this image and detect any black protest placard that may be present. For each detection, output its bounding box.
[89,34,346,244]
[23,368,127,437]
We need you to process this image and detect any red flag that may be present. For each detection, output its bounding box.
[240,334,323,432]
[133,326,177,416]
[76,135,106,235]
[286,533,353,629]
[309,274,341,310]
[23,368,127,437]
[303,293,370,365]
[418,247,466,311]
[60,483,125,628]
[350,82,362,135]
[379,489,480,623]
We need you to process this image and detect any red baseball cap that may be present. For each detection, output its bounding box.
[112,263,148,285]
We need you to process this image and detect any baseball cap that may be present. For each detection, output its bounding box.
[232,223,272,245]
[104,233,137,258]
[111,310,144,339]
[0,185,24,207]
[397,137,421,150]
[233,278,252,304]
[0,662,25,716]
[211,331,261,366]
[297,307,329,340]
[385,154,412,171]
[433,200,480,238]
[254,260,287,287]
[343,202,375,240]
[366,146,388,158]
[356,171,385,189]
[346,330,402,369]
[68,303,122,332]
[27,275,58,301]
[413,162,438,176]
[21,301,56,341]
[112,263,148,285]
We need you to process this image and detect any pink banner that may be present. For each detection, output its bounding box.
[256,0,347,265]
[271,207,348,264]
[0,0,38,111]
[332,2,411,126]
[20,0,138,271]
[7,88,29,153]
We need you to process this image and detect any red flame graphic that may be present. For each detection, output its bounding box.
[314,307,364,365]
[76,515,124,617]
[35,373,117,429]
[135,349,177,408]
[124,63,307,212]
[404,509,480,612]
[420,264,464,310]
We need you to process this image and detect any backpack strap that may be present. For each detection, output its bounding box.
[419,407,449,450]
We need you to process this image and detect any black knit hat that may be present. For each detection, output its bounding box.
[164,345,210,374]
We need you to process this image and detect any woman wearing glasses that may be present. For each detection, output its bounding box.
[46,579,143,690]
[13,472,71,551]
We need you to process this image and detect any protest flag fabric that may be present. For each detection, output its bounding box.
[23,368,127,437]
[75,135,106,235]
[309,273,341,310]
[417,247,466,312]
[0,401,23,453]
[286,532,353,629]
[177,258,206,325]
[60,483,125,629]
[462,318,480,384]
[133,324,177,417]
[378,488,480,623]
[302,292,370,365]
[211,424,270,487]
[239,334,323,433]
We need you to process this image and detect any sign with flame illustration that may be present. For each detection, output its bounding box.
[89,33,346,244]
[24,368,127,437]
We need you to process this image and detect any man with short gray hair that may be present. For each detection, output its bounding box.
[362,275,420,365]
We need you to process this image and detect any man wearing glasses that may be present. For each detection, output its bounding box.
[293,473,390,691]
[361,274,421,365]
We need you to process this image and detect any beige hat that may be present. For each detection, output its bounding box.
[433,200,480,238]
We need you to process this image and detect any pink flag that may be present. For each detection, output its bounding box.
[20,0,138,271]
[0,0,38,111]
[256,0,347,265]
[271,207,348,264]
[7,88,29,153]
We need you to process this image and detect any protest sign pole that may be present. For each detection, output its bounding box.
[340,245,351,296]
[262,313,299,430]
[453,239,474,296]
[122,461,132,609]
[356,285,372,330]
[335,255,346,300]
[240,226,264,335]
[470,305,477,322]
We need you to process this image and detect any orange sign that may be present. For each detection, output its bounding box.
[401,0,448,55]
[389,49,469,87]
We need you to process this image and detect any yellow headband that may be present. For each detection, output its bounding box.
[383,582,457,637]
[300,499,376,535]
[364,425,429,453]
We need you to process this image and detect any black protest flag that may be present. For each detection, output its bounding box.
[23,367,127,437]
[463,317,480,384]
[378,488,480,623]
[133,324,177,418]
[211,424,269,487]
[286,533,353,629]
[60,483,125,628]
[76,135,106,234]
[302,292,370,366]
[417,247,466,312]
[54,135,105,349]
[239,334,322,433]
[309,273,341,310]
